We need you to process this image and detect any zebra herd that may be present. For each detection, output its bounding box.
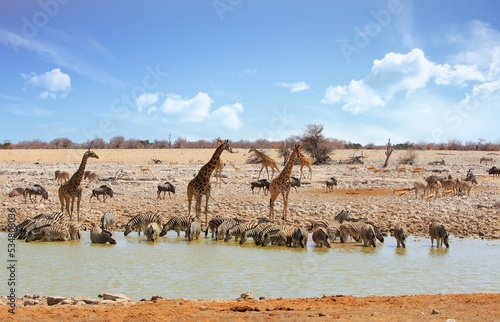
[14,209,450,248]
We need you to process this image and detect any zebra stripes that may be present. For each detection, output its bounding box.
[25,223,70,242]
[429,222,449,248]
[393,223,407,248]
[224,221,260,242]
[186,220,201,241]
[340,221,378,247]
[159,215,192,237]
[312,227,331,248]
[145,222,161,242]
[124,212,162,236]
[100,211,116,231]
[90,226,116,244]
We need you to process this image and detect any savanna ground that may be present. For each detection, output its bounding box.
[1,148,499,321]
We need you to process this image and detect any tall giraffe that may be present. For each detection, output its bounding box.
[249,147,280,180]
[269,145,300,221]
[187,139,231,225]
[58,149,99,222]
[214,137,225,188]
[298,151,313,180]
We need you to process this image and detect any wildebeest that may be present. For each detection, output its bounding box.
[23,184,48,203]
[157,182,175,199]
[90,185,114,202]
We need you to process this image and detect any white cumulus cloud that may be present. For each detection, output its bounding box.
[160,92,213,122]
[135,92,159,113]
[210,103,244,129]
[276,81,310,93]
[21,68,71,99]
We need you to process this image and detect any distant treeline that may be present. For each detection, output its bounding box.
[1,135,499,151]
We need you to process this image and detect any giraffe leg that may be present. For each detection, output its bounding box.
[187,191,193,217]
[282,189,291,221]
[70,197,75,221]
[258,167,264,180]
[76,195,81,222]
[204,193,209,228]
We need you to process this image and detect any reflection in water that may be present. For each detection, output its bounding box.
[1,233,498,300]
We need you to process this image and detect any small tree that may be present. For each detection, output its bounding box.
[298,124,334,164]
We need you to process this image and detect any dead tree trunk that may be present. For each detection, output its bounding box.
[382,139,393,168]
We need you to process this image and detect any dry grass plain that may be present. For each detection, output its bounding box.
[1,148,500,321]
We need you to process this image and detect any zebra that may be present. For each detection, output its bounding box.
[258,224,285,246]
[100,211,116,231]
[261,229,288,247]
[205,216,240,239]
[215,220,241,241]
[145,222,161,242]
[157,182,176,199]
[25,223,70,242]
[359,223,377,247]
[62,221,81,240]
[290,226,307,248]
[339,221,366,243]
[159,215,192,237]
[224,221,260,242]
[393,223,407,248]
[124,212,163,236]
[312,226,331,248]
[239,223,274,245]
[16,212,65,240]
[90,226,116,244]
[186,220,201,241]
[429,222,449,248]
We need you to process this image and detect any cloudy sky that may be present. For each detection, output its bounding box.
[1,0,498,145]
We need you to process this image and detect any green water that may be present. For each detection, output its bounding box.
[2,232,499,300]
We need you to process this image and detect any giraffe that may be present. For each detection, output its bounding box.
[248,147,280,180]
[187,139,231,226]
[58,149,99,222]
[214,137,225,188]
[298,151,313,180]
[269,145,301,221]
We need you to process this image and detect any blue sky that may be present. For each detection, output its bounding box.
[1,0,499,145]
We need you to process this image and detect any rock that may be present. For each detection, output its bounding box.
[47,296,66,306]
[99,293,134,302]
[432,309,440,314]
[23,299,39,306]
[239,292,254,300]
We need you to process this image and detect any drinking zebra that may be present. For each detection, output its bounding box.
[393,223,407,248]
[429,222,449,248]
[159,215,192,237]
[124,212,163,236]
[90,226,116,244]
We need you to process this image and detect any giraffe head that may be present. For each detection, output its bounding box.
[292,145,301,159]
[219,139,231,153]
[85,149,99,160]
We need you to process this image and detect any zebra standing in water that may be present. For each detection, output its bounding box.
[124,212,163,236]
[224,221,260,242]
[100,211,116,231]
[186,220,201,241]
[159,215,192,237]
[393,223,407,248]
[429,222,449,248]
[205,216,240,239]
[340,221,378,247]
[90,226,116,244]
[312,227,331,248]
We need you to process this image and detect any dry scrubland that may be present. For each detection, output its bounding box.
[1,148,499,239]
[1,148,500,321]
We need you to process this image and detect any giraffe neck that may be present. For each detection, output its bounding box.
[279,149,298,180]
[198,143,226,180]
[68,154,89,184]
[253,148,268,160]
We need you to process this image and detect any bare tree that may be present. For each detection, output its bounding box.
[382,139,393,168]
[298,124,334,164]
